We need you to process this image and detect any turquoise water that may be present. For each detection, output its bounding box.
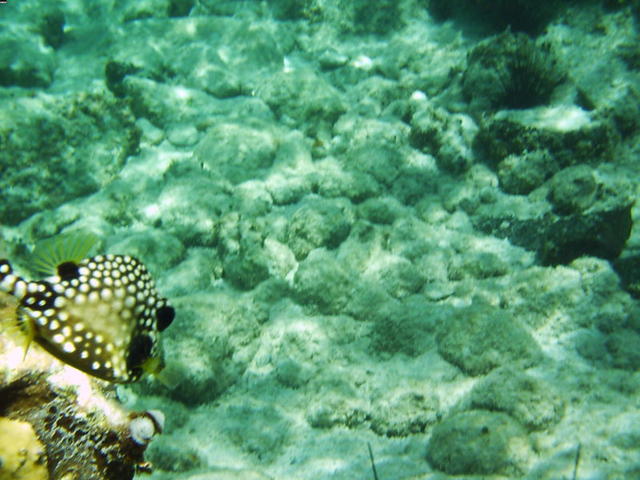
[1,1,639,479]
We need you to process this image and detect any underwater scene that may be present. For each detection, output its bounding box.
[1,0,640,479]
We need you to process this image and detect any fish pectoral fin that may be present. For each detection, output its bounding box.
[20,335,32,361]
[150,363,180,390]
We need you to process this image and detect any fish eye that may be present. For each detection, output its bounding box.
[156,305,175,331]
[57,261,80,281]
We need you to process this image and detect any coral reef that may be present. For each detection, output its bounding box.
[0,92,140,225]
[1,0,639,478]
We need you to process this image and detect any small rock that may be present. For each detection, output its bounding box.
[548,165,597,214]
[436,302,542,375]
[168,124,200,147]
[286,198,353,260]
[427,410,532,476]
[468,367,564,431]
[498,149,556,195]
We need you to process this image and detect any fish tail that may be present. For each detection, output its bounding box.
[0,260,28,299]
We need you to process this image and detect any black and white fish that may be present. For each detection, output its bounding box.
[0,233,174,383]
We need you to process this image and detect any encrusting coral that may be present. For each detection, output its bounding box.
[0,417,48,480]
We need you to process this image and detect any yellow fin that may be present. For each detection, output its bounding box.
[18,328,33,361]
[152,368,179,389]
[142,357,179,389]
[30,231,98,277]
[1,300,34,360]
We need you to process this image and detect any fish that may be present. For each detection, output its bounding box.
[0,233,174,383]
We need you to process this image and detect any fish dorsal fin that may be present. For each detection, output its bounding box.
[30,231,98,278]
